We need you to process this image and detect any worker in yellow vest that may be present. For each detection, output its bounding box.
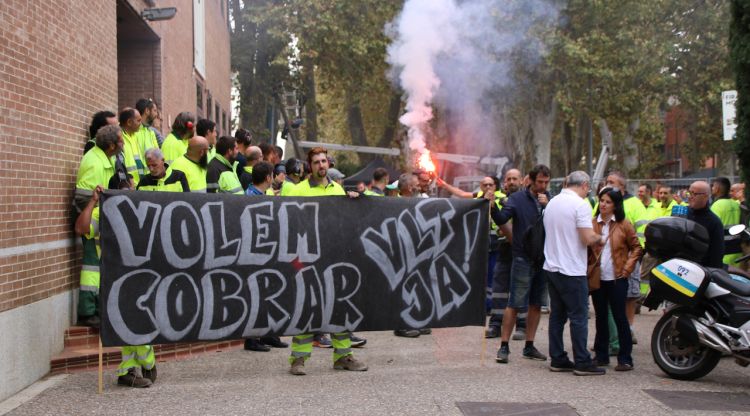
[170,136,209,193]
[73,125,123,327]
[135,98,163,147]
[75,186,156,388]
[136,148,190,192]
[84,111,117,155]
[119,108,147,186]
[656,185,678,217]
[280,158,304,196]
[287,147,368,375]
[161,112,195,165]
[197,118,218,162]
[710,177,742,266]
[206,136,243,194]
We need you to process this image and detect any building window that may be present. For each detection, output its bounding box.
[222,110,227,133]
[215,103,220,124]
[206,94,212,120]
[196,83,203,109]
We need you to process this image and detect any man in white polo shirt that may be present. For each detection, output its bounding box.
[543,171,606,376]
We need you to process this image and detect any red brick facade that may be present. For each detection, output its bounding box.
[0,1,118,312]
[0,0,231,313]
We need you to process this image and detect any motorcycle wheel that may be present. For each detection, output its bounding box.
[651,307,722,380]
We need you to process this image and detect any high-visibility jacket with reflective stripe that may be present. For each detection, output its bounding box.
[289,177,345,196]
[136,167,191,192]
[477,190,506,231]
[643,199,661,221]
[206,154,243,194]
[138,124,159,155]
[81,207,101,291]
[711,197,742,263]
[658,200,677,217]
[74,146,115,211]
[170,155,207,192]
[623,195,648,246]
[161,132,189,165]
[121,129,144,185]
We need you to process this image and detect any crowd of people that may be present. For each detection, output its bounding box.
[72,100,749,386]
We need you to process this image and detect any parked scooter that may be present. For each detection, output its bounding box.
[642,218,750,380]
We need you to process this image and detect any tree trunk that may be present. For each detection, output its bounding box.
[346,94,371,163]
[531,98,557,168]
[622,117,640,174]
[302,56,318,142]
[377,90,402,149]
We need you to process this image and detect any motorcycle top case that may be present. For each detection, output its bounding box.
[650,259,709,307]
[645,217,709,260]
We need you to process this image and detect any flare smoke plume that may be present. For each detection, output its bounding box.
[387,0,559,159]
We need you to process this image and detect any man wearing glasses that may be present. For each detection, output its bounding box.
[686,181,725,269]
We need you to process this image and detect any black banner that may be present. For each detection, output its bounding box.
[99,190,488,346]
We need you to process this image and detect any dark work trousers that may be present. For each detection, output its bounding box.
[488,242,527,330]
[591,279,633,366]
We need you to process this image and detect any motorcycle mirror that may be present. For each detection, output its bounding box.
[728,224,747,236]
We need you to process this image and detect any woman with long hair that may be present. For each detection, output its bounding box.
[588,186,642,371]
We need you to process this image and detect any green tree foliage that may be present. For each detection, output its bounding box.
[730,0,750,197]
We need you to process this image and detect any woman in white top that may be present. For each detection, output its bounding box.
[588,187,642,371]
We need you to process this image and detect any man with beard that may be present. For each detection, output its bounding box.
[656,185,678,217]
[197,118,218,162]
[491,165,552,363]
[206,135,243,195]
[135,98,162,149]
[161,112,196,165]
[287,147,367,375]
[486,169,528,340]
[170,136,209,193]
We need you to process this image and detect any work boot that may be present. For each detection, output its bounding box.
[142,365,157,383]
[244,338,271,352]
[260,336,289,348]
[334,355,368,371]
[393,329,420,338]
[289,358,306,376]
[117,368,152,388]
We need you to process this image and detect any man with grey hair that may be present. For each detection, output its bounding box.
[397,173,419,197]
[543,170,606,375]
[136,147,190,192]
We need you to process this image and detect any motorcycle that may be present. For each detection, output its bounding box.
[642,218,750,380]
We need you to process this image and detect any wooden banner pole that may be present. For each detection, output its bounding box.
[98,335,103,394]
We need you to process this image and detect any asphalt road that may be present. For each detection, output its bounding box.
[3,309,748,416]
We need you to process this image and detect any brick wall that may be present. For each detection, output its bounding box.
[0,1,118,312]
[118,40,160,111]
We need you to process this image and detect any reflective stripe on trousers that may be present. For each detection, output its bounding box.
[289,332,352,364]
[117,345,155,376]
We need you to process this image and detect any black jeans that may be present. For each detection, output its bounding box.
[591,278,633,366]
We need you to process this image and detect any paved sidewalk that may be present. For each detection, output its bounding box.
[4,310,749,415]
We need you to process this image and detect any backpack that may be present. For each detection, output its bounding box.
[522,209,546,267]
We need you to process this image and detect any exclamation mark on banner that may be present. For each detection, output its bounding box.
[462,210,481,273]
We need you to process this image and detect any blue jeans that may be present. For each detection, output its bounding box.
[547,271,592,368]
[489,247,527,329]
[591,279,633,366]
[508,256,548,309]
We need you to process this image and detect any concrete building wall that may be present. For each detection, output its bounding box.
[0,0,118,401]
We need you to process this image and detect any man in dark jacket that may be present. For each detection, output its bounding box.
[687,181,725,269]
[490,164,551,364]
